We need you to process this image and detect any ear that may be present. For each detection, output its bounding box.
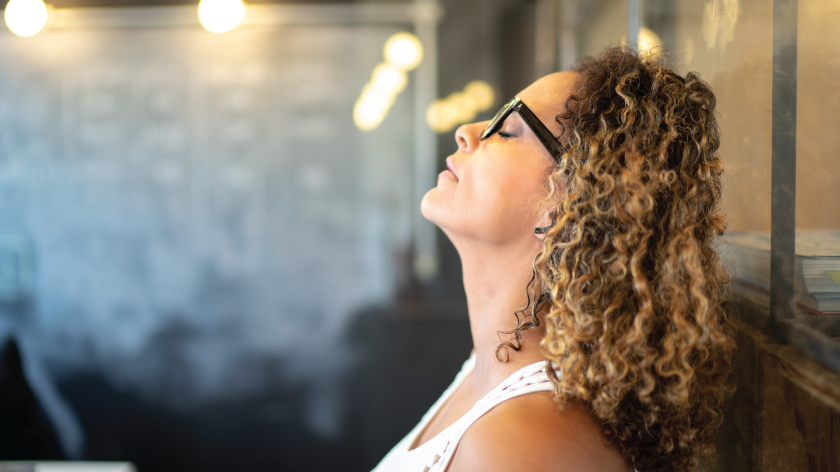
[534,212,552,241]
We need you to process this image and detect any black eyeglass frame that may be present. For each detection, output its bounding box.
[479,97,564,159]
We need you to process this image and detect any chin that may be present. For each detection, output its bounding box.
[421,190,469,249]
[419,188,439,225]
[420,187,456,232]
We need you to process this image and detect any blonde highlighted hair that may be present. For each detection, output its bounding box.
[503,47,735,471]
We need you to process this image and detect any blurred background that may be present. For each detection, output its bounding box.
[0,0,837,471]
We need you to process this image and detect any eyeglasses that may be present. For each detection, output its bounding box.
[480,97,564,159]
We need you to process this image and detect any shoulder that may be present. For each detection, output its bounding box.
[446,391,631,472]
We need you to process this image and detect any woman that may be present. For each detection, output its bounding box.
[373,47,734,472]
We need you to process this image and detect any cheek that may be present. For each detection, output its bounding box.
[464,160,545,227]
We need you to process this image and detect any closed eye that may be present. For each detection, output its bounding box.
[497,131,516,138]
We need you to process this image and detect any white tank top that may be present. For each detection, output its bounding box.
[371,355,553,472]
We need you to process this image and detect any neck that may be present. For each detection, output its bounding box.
[455,238,548,389]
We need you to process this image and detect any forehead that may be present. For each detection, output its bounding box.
[516,71,580,135]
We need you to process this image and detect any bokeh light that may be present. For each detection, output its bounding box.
[446,92,478,124]
[198,0,246,34]
[383,32,424,71]
[464,80,495,112]
[353,32,425,131]
[354,88,396,131]
[638,27,664,58]
[425,100,458,134]
[352,65,406,131]
[426,80,495,134]
[622,27,665,58]
[371,63,408,95]
[4,0,48,38]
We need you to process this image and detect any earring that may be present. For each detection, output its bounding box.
[534,226,551,235]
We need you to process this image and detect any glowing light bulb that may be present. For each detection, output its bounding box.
[4,0,48,38]
[198,0,246,34]
[383,32,424,71]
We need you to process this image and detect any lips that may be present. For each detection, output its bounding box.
[446,157,459,181]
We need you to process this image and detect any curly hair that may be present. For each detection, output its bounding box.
[502,47,735,471]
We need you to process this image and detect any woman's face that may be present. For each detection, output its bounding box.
[421,72,579,248]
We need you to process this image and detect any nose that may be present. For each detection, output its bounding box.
[455,121,487,154]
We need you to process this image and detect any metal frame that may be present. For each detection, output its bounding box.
[558,0,579,71]
[411,0,441,281]
[770,0,797,323]
[535,0,559,77]
[626,0,642,50]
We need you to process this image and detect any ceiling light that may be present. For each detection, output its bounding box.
[4,0,49,38]
[198,0,246,34]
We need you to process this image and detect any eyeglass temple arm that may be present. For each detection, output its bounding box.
[516,103,564,157]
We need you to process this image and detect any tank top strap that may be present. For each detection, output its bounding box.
[424,360,554,472]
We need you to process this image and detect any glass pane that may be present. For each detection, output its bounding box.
[640,0,774,324]
[581,1,780,469]
[794,0,840,335]
[671,0,774,233]
[645,2,775,471]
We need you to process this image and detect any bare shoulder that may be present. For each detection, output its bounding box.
[446,392,632,472]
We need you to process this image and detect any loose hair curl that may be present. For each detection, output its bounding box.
[535,47,735,471]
